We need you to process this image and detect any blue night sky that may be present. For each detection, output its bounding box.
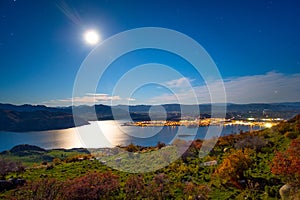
[0,0,299,106]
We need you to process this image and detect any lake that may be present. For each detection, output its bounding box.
[0,121,262,152]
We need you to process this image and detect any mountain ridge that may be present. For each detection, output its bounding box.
[1,102,300,132]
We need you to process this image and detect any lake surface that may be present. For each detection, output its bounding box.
[0,121,262,152]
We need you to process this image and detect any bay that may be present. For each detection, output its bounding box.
[0,121,262,152]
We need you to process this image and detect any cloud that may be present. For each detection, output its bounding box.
[44,72,300,106]
[45,93,121,106]
[223,72,300,103]
[127,98,136,101]
[165,77,194,89]
[85,93,113,97]
[147,72,300,104]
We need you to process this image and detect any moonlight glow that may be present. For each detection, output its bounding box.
[84,30,100,45]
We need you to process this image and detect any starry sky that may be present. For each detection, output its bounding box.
[0,0,300,106]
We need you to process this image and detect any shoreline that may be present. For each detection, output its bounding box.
[123,118,282,128]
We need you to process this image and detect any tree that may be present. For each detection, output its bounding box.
[214,149,253,188]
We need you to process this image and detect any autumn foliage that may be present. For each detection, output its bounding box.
[214,149,253,187]
[124,175,146,199]
[64,172,119,200]
[12,172,119,200]
[12,178,64,200]
[271,138,300,184]
[184,182,211,200]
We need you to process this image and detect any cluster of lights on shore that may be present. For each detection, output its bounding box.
[84,30,101,45]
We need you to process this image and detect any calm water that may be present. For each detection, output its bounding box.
[0,121,261,152]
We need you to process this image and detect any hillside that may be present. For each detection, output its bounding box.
[0,114,299,199]
[0,109,88,132]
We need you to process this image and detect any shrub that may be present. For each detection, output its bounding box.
[234,135,267,151]
[12,178,64,200]
[184,182,210,200]
[284,131,298,139]
[272,138,300,184]
[52,157,62,165]
[124,175,145,199]
[156,142,166,149]
[148,173,170,199]
[214,149,253,188]
[64,154,92,163]
[0,158,25,180]
[64,172,119,200]
[125,143,139,152]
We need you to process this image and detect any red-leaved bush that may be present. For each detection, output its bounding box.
[64,172,119,200]
[271,138,300,184]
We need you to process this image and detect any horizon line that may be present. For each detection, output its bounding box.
[1,101,300,108]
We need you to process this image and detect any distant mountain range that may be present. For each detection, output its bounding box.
[0,102,300,132]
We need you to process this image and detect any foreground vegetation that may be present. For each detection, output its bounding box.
[0,115,299,199]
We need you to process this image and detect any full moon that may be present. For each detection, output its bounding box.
[84,30,101,45]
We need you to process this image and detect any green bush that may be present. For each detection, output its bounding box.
[284,131,298,139]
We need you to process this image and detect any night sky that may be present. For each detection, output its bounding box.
[0,0,299,105]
